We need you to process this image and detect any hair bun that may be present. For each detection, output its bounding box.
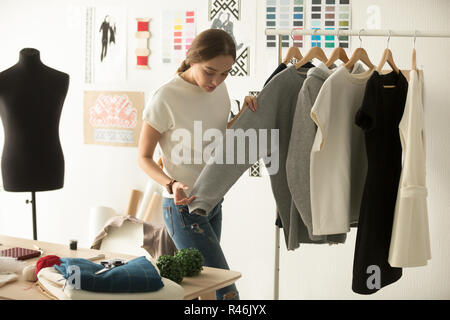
[177,59,191,73]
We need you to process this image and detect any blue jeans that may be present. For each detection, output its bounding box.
[162,197,239,300]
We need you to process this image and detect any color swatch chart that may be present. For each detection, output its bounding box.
[311,0,351,48]
[161,10,196,65]
[266,0,305,48]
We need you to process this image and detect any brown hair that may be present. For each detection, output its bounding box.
[176,28,236,74]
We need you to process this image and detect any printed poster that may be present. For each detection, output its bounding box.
[310,0,351,49]
[209,0,252,76]
[83,91,145,147]
[265,0,305,49]
[161,10,197,66]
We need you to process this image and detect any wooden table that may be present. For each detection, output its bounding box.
[0,235,241,300]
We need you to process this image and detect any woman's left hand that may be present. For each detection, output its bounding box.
[243,96,258,112]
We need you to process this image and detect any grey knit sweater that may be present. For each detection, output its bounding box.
[188,65,323,250]
[286,63,365,245]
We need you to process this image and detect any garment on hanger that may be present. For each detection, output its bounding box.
[309,64,374,236]
[352,70,408,294]
[264,63,287,88]
[263,61,314,229]
[388,70,431,267]
[188,65,318,250]
[287,62,365,244]
[264,62,287,229]
[264,61,315,88]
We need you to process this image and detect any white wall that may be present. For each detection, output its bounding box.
[0,0,449,299]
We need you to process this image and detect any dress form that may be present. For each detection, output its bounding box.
[0,48,69,239]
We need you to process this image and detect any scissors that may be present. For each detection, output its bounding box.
[94,258,127,275]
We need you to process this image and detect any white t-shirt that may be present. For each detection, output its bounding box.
[143,73,231,198]
[310,64,374,235]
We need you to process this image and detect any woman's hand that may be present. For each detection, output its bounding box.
[243,96,258,112]
[173,181,196,206]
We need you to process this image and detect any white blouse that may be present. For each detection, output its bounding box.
[389,70,431,267]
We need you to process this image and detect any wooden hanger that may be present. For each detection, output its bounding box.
[283,46,303,65]
[344,29,375,70]
[295,29,328,69]
[411,48,417,71]
[283,29,303,65]
[411,31,417,71]
[344,48,375,70]
[376,31,400,75]
[325,29,349,67]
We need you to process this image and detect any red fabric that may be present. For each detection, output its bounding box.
[35,255,61,275]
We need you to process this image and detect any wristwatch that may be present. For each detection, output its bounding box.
[165,179,177,195]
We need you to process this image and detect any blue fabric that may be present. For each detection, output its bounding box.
[54,256,164,293]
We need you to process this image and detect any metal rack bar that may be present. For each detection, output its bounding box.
[265,28,450,38]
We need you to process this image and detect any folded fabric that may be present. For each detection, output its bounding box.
[37,266,184,300]
[90,215,178,260]
[54,256,164,293]
[0,271,18,288]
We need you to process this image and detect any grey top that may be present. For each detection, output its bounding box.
[188,65,327,250]
[287,64,338,244]
[286,62,365,245]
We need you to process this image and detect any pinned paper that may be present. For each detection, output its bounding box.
[83,91,145,147]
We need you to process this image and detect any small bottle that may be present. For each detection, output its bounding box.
[69,239,78,250]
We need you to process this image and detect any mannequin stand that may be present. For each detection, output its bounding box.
[25,192,37,240]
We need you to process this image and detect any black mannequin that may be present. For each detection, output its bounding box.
[0,48,69,239]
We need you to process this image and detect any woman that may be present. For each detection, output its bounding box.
[138,28,257,300]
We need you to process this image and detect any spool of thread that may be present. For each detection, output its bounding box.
[69,240,78,250]
[23,264,38,282]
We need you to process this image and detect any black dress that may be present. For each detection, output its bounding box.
[352,70,408,294]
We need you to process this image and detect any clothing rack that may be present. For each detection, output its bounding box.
[267,28,450,300]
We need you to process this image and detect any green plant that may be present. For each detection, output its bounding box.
[175,248,204,277]
[156,255,184,284]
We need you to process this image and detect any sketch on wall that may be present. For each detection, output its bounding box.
[84,6,127,84]
[209,0,250,76]
[98,15,117,62]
